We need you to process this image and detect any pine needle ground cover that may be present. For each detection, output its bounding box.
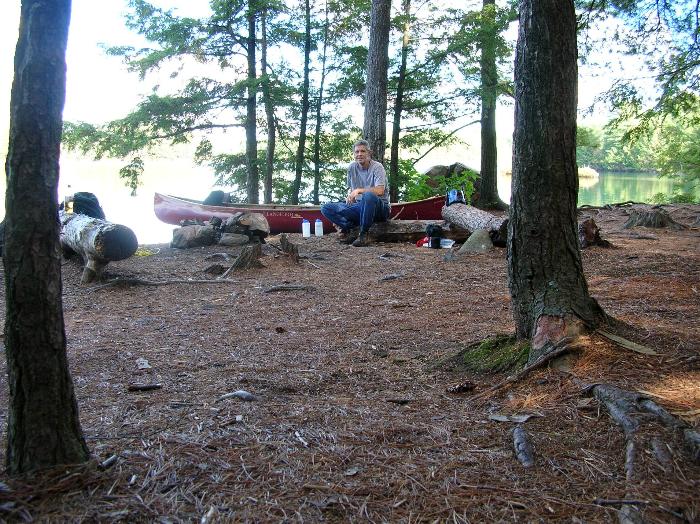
[0,204,697,522]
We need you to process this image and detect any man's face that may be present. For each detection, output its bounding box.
[354,145,371,167]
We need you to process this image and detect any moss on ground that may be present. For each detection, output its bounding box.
[461,335,529,373]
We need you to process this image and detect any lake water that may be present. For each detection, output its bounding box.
[0,155,693,245]
[497,170,695,209]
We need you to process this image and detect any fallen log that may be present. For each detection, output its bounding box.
[441,203,508,245]
[361,219,469,243]
[60,212,138,284]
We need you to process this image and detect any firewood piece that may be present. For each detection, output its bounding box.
[218,233,249,246]
[171,224,217,249]
[237,212,270,238]
[513,425,535,468]
[441,203,508,245]
[623,208,686,230]
[220,243,264,278]
[222,212,245,232]
[279,233,299,262]
[578,218,611,248]
[60,212,138,284]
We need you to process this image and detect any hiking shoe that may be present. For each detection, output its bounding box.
[337,230,357,244]
[352,233,371,247]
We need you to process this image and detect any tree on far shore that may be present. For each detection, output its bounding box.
[4,0,89,473]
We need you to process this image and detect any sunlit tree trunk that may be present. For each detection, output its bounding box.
[245,7,259,204]
[312,0,330,205]
[363,0,391,165]
[261,8,275,204]
[4,0,89,473]
[508,0,607,363]
[478,0,504,209]
[389,0,410,202]
[291,0,312,204]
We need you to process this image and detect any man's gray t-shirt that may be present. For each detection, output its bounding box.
[347,160,389,205]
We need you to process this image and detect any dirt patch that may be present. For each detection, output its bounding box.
[0,204,698,522]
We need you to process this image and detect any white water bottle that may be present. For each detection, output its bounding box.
[302,219,311,237]
[314,219,323,236]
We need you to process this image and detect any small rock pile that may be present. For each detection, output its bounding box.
[171,212,270,249]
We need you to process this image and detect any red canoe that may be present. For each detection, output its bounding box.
[154,192,445,234]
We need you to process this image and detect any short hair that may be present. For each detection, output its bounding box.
[353,139,371,150]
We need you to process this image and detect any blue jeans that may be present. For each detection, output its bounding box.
[321,192,390,234]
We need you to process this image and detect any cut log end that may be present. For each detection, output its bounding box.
[95,225,139,261]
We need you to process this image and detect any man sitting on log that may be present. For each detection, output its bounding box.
[321,139,390,247]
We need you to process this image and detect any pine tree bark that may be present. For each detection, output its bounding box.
[245,8,260,204]
[363,0,391,164]
[478,0,504,209]
[291,0,312,205]
[4,0,90,473]
[508,0,606,362]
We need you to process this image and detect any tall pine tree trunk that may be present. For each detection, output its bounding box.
[4,0,89,473]
[389,0,410,203]
[363,0,391,165]
[478,0,504,209]
[261,9,275,204]
[312,0,330,205]
[508,0,606,363]
[245,7,259,204]
[291,0,312,205]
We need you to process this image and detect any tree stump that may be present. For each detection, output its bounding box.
[60,212,138,284]
[623,208,686,230]
[220,243,264,277]
[279,234,299,263]
[578,218,611,248]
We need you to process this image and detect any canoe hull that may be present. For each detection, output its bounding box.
[154,193,445,235]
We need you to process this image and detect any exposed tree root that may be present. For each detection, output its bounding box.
[574,379,697,523]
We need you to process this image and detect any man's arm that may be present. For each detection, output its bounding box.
[347,185,385,203]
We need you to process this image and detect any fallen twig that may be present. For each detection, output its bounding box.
[89,277,237,291]
[264,284,315,293]
[513,425,535,468]
[127,383,163,392]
